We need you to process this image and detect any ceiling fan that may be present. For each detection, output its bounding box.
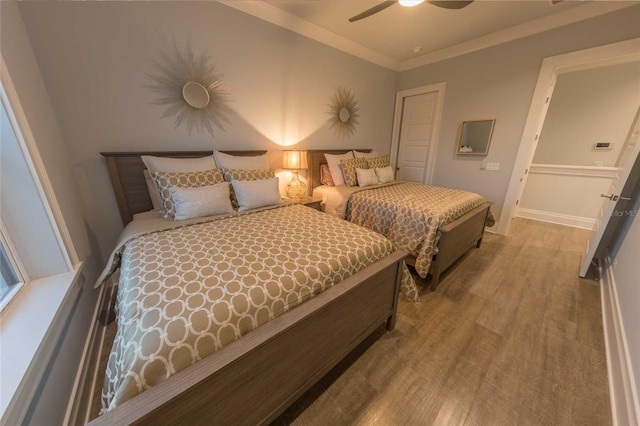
[349,0,473,22]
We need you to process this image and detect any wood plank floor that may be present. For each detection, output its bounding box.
[272,218,611,426]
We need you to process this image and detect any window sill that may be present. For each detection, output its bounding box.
[0,263,84,422]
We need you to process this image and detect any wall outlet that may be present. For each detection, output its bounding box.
[485,162,500,171]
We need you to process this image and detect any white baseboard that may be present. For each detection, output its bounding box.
[600,255,640,426]
[516,208,594,230]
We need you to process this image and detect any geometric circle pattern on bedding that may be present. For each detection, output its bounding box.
[347,182,491,279]
[101,204,418,412]
[152,169,225,217]
[365,155,390,169]
[340,157,368,187]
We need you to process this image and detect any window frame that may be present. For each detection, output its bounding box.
[0,56,79,311]
[0,222,25,312]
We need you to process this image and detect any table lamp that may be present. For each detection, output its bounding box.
[282,150,308,201]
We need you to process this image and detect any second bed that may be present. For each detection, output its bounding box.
[309,149,494,290]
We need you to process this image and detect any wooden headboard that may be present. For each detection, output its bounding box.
[307,149,372,190]
[101,150,267,226]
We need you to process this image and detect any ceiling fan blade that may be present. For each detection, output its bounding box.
[349,1,396,22]
[428,1,473,9]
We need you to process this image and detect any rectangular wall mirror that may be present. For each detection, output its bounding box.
[456,119,496,156]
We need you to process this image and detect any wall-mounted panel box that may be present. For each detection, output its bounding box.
[593,142,613,151]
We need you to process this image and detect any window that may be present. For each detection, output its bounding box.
[0,76,72,310]
[0,229,22,307]
[1,56,82,423]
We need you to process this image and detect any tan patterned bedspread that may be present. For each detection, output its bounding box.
[347,182,493,278]
[100,204,418,412]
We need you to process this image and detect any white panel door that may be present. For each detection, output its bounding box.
[579,106,640,277]
[396,92,438,183]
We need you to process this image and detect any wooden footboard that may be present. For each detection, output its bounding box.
[88,249,406,426]
[406,201,492,290]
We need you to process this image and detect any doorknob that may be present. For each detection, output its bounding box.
[600,194,619,201]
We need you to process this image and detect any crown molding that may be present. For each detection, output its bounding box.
[220,1,400,70]
[221,1,636,73]
[399,2,635,71]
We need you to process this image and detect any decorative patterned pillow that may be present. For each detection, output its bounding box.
[222,168,275,182]
[231,177,282,212]
[152,169,225,217]
[356,168,378,187]
[320,164,335,187]
[340,158,369,187]
[366,155,390,169]
[171,183,234,221]
[222,168,276,209]
[375,166,395,183]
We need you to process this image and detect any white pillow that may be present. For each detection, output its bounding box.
[353,150,379,159]
[170,183,234,220]
[356,168,378,187]
[213,150,268,170]
[231,177,282,212]
[141,155,217,173]
[324,152,354,186]
[375,166,395,183]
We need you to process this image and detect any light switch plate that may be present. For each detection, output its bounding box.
[485,162,500,171]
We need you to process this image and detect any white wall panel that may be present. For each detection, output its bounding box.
[518,164,616,228]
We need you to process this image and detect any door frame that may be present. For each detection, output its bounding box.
[390,82,446,185]
[498,37,640,235]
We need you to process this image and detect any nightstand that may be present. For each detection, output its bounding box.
[283,196,323,211]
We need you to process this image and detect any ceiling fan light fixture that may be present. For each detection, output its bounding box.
[399,0,425,7]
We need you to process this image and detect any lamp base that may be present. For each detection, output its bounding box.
[287,170,307,201]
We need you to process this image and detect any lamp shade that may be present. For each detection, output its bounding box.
[282,150,308,170]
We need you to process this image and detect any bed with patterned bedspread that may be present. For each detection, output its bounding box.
[314,181,495,285]
[346,182,495,279]
[96,203,418,412]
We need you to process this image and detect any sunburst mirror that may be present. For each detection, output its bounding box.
[146,38,232,136]
[327,87,360,138]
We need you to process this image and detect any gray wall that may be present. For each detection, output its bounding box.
[17,1,398,263]
[398,6,640,221]
[533,61,640,167]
